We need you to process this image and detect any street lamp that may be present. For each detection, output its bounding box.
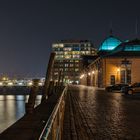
[117,68,120,72]
[92,71,95,74]
[80,74,85,79]
[88,72,91,76]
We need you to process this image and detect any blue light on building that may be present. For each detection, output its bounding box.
[124,45,140,51]
[99,36,122,51]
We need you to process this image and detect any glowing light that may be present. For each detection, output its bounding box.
[92,71,95,74]
[117,68,120,72]
[99,36,122,51]
[0,82,3,86]
[38,82,43,86]
[8,82,13,86]
[28,82,33,86]
[88,73,91,76]
[80,74,85,79]
[2,77,8,81]
[18,82,23,86]
[124,45,140,51]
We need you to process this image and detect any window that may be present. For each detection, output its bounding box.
[65,64,69,67]
[75,68,79,72]
[110,75,115,85]
[120,69,131,84]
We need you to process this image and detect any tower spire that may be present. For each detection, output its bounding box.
[110,20,113,36]
[135,19,138,38]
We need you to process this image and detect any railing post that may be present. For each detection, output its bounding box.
[58,70,62,86]
[25,79,39,114]
[41,52,56,102]
[48,81,55,97]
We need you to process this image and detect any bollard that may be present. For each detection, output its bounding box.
[25,79,39,114]
[48,81,55,97]
[55,70,63,93]
[58,70,62,86]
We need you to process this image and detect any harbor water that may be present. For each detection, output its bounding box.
[0,87,42,133]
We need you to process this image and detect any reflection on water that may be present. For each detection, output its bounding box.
[0,95,42,133]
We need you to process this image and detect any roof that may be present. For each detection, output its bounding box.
[99,35,122,51]
[103,38,140,58]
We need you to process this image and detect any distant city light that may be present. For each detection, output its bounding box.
[0,82,3,86]
[18,82,23,86]
[38,82,43,86]
[8,82,13,86]
[0,77,45,86]
[28,82,33,86]
[2,77,8,81]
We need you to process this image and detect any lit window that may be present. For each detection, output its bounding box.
[75,69,79,72]
[58,44,64,48]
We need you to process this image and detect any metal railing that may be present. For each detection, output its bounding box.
[39,86,67,140]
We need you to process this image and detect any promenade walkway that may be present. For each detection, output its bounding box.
[63,85,140,140]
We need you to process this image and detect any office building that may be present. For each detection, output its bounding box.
[52,40,97,84]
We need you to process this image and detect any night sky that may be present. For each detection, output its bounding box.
[0,0,140,78]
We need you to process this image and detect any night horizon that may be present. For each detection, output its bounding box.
[0,0,140,77]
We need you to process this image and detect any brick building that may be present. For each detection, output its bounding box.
[80,36,140,87]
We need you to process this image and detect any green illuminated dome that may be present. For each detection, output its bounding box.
[99,36,122,51]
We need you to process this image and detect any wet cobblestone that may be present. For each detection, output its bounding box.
[63,85,140,140]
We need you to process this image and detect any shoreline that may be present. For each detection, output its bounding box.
[0,86,43,95]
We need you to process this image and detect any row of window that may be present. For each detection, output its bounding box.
[56,55,80,59]
[55,60,80,63]
[53,48,93,52]
[54,68,79,72]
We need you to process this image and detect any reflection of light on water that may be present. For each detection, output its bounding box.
[0,95,42,133]
[0,96,5,100]
[5,95,16,100]
[25,95,41,106]
[15,96,25,119]
[35,95,42,106]
[16,95,25,100]
[0,95,17,133]
[6,96,16,121]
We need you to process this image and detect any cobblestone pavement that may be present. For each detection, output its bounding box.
[63,85,140,140]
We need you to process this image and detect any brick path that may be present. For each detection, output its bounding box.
[63,85,140,140]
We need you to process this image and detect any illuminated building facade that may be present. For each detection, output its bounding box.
[52,40,97,84]
[80,36,140,87]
